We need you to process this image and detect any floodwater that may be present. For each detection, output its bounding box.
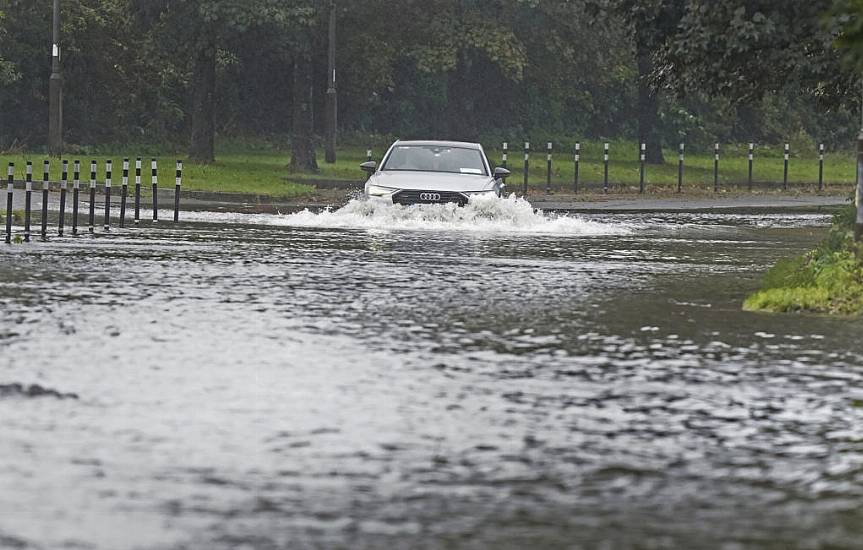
[1,196,862,550]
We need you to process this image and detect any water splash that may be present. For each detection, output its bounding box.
[185,194,633,235]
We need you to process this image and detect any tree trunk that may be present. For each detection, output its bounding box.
[636,41,664,165]
[290,51,318,173]
[445,50,477,141]
[189,41,216,164]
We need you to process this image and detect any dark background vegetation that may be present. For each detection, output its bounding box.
[0,0,862,168]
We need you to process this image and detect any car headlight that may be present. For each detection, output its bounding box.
[367,184,397,197]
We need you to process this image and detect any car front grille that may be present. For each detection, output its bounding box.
[392,190,468,207]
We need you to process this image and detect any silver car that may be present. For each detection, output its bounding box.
[361,140,510,206]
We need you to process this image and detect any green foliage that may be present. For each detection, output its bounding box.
[0,9,19,85]
[0,210,25,225]
[744,287,832,313]
[0,0,859,153]
[834,0,863,70]
[661,1,851,103]
[758,256,817,290]
[745,204,863,315]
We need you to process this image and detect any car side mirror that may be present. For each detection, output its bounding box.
[494,167,511,179]
[360,161,377,174]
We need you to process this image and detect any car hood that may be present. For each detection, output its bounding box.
[371,171,495,192]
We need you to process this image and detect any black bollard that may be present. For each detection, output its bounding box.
[783,143,789,191]
[603,143,609,194]
[545,142,552,194]
[5,163,13,244]
[173,160,182,223]
[677,143,685,193]
[134,157,142,224]
[120,159,129,227]
[104,160,112,230]
[59,160,67,236]
[24,162,32,243]
[639,143,646,194]
[713,143,720,193]
[522,142,529,196]
[151,159,159,222]
[72,161,80,236]
[502,142,508,171]
[748,143,754,191]
[574,142,580,194]
[41,160,50,240]
[818,144,825,192]
[88,160,96,233]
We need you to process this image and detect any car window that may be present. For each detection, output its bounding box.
[383,146,487,175]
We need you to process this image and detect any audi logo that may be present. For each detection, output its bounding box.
[419,193,441,201]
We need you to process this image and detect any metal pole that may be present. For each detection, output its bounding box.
[24,162,32,242]
[603,142,609,194]
[41,160,49,240]
[59,160,67,236]
[48,0,63,156]
[324,0,337,164]
[677,143,684,193]
[103,160,112,231]
[151,159,159,222]
[857,130,863,242]
[501,142,508,186]
[639,143,645,194]
[574,142,580,194]
[783,143,789,191]
[120,158,128,227]
[72,160,79,235]
[173,160,182,223]
[134,158,141,224]
[5,164,13,244]
[523,142,529,196]
[748,143,754,191]
[545,142,552,194]
[818,144,824,192]
[857,78,863,242]
[88,160,96,233]
[713,143,720,193]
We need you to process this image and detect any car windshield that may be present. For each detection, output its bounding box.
[382,145,487,175]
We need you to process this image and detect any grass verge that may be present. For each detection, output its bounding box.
[744,204,863,315]
[0,210,24,224]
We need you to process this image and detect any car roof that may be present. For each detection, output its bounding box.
[394,140,483,150]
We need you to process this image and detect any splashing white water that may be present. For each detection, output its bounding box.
[183,194,632,235]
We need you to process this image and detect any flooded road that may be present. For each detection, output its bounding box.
[1,197,862,549]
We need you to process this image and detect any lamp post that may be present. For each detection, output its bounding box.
[325,0,337,164]
[48,0,63,156]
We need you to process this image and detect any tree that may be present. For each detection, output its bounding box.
[390,0,527,140]
[833,0,863,72]
[139,0,317,165]
[289,24,319,172]
[658,1,853,105]
[0,0,857,156]
[0,9,18,86]
[588,0,685,163]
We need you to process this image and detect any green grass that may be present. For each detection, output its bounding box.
[744,205,863,316]
[0,209,24,224]
[0,139,855,198]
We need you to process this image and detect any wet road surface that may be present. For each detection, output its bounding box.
[1,197,862,549]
